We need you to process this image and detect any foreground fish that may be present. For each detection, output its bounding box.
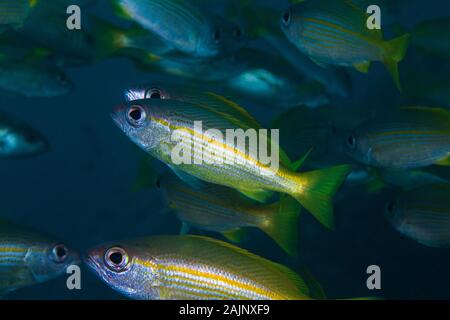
[344,107,450,169]
[0,218,79,297]
[385,184,450,248]
[85,235,314,300]
[157,172,301,256]
[112,97,350,229]
[0,111,50,158]
[113,0,245,58]
[0,0,38,30]
[280,0,410,90]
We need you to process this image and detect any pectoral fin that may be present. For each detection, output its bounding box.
[237,188,275,203]
[354,61,371,73]
[222,228,247,243]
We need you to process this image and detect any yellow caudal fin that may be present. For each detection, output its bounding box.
[260,195,301,257]
[383,33,410,91]
[291,165,351,229]
[435,154,450,166]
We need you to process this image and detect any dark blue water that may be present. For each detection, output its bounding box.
[2,0,450,299]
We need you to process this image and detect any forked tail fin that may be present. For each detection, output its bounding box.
[290,165,351,229]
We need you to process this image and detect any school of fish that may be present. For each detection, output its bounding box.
[0,0,449,300]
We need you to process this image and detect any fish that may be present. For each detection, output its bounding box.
[111,97,351,229]
[85,235,314,300]
[224,48,330,109]
[385,184,450,248]
[272,104,375,166]
[344,107,450,169]
[157,172,301,256]
[0,111,50,158]
[231,3,352,97]
[0,59,72,97]
[123,83,262,130]
[13,5,98,67]
[112,0,245,58]
[142,53,249,82]
[411,18,450,59]
[0,218,79,297]
[92,18,174,61]
[280,0,410,90]
[0,0,39,29]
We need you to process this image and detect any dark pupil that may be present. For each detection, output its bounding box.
[129,109,142,121]
[213,30,221,41]
[348,135,355,146]
[387,201,395,213]
[109,252,123,265]
[282,10,290,24]
[56,246,67,258]
[235,28,242,38]
[156,179,161,188]
[150,91,161,99]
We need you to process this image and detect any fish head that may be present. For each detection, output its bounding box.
[124,85,173,102]
[111,101,161,152]
[206,15,247,56]
[384,196,405,230]
[85,242,160,299]
[280,4,304,42]
[24,242,80,283]
[342,129,375,166]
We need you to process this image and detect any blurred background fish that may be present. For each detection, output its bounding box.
[385,184,450,248]
[343,107,450,169]
[0,111,49,158]
[157,172,301,256]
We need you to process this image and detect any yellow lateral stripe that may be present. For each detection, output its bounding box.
[0,247,27,253]
[303,17,375,45]
[134,256,280,299]
[149,115,279,174]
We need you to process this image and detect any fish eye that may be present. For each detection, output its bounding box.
[385,200,396,215]
[282,9,291,26]
[51,244,68,263]
[126,105,146,127]
[155,178,161,188]
[104,247,129,272]
[234,27,242,38]
[146,88,162,99]
[213,29,221,42]
[346,134,357,149]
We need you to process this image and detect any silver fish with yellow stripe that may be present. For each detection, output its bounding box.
[111,94,350,229]
[85,235,316,300]
[0,218,79,297]
[157,171,301,256]
[280,0,410,90]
